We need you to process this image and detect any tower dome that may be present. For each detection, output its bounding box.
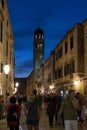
[34,28,43,35]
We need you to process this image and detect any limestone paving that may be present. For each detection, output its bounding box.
[0,109,87,130]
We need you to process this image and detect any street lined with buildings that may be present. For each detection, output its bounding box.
[0,1,87,130]
[0,0,87,109]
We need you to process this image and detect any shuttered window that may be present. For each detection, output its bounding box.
[0,21,3,42]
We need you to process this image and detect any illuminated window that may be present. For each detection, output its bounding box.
[39,43,42,49]
[37,43,42,49]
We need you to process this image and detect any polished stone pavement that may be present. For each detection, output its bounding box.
[0,110,87,130]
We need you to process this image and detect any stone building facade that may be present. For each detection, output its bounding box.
[0,0,14,100]
[26,19,87,98]
[44,50,55,93]
[27,71,36,95]
[37,63,44,94]
[38,19,87,96]
[54,23,84,93]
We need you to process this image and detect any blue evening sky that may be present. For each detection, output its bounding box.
[7,0,87,78]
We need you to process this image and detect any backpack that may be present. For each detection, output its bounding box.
[7,105,19,121]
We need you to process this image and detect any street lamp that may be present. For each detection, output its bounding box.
[49,85,54,90]
[72,72,87,94]
[49,80,55,91]
[74,80,80,86]
[14,82,19,95]
[3,64,10,75]
[15,82,19,88]
[73,80,80,91]
[3,64,10,99]
[49,84,55,93]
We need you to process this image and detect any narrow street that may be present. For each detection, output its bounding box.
[0,109,87,130]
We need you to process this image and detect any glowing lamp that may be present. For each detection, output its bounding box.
[3,64,10,74]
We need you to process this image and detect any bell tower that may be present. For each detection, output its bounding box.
[33,28,44,81]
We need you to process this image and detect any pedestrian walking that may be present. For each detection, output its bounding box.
[55,91,64,127]
[20,101,26,125]
[46,93,56,128]
[58,90,80,130]
[6,96,21,130]
[26,94,40,130]
[32,89,42,110]
[75,92,83,125]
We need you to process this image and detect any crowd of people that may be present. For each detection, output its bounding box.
[0,89,87,130]
[45,90,87,130]
[4,89,42,130]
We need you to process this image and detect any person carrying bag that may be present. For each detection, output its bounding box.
[26,95,40,130]
[6,96,21,130]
